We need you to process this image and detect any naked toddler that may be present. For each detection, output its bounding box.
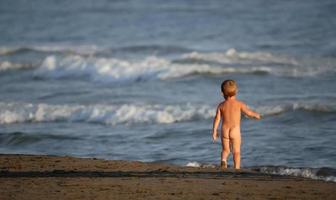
[212,80,261,170]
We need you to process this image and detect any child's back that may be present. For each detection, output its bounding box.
[219,98,242,141]
[220,98,241,129]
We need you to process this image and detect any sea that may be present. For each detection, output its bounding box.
[0,0,336,182]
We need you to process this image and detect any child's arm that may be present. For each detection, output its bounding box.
[241,102,261,120]
[212,105,221,142]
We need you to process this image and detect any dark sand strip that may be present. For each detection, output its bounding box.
[0,170,294,180]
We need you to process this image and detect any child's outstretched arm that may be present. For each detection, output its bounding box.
[212,105,221,142]
[241,102,261,120]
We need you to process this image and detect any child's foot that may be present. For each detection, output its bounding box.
[220,160,227,170]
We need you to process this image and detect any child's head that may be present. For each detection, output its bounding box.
[221,79,237,99]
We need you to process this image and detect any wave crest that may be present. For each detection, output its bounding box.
[0,101,334,125]
[182,48,299,65]
[3,46,334,79]
[0,61,34,71]
[0,45,101,56]
[34,55,275,83]
[0,102,214,125]
[256,102,336,116]
[0,44,191,56]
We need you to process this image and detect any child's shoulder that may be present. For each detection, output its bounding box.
[236,98,246,104]
[216,100,228,109]
[229,99,247,108]
[217,99,246,107]
[235,98,245,103]
[217,101,225,107]
[235,99,249,109]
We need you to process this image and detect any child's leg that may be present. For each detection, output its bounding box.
[231,137,241,169]
[221,137,230,163]
[229,127,241,169]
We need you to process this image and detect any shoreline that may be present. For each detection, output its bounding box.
[0,154,335,199]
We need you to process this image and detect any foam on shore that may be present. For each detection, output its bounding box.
[186,161,336,182]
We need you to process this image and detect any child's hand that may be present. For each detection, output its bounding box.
[212,131,218,142]
[255,113,261,120]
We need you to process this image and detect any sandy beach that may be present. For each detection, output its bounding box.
[0,154,334,200]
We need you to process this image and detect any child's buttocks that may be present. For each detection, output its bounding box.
[222,125,241,139]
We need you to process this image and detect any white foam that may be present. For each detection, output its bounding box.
[31,45,101,55]
[0,102,214,125]
[2,45,335,78]
[186,161,201,167]
[0,47,17,55]
[259,166,336,182]
[181,49,336,77]
[186,161,216,168]
[182,48,299,65]
[34,55,275,83]
[0,101,333,125]
[35,55,168,82]
[255,101,336,116]
[33,50,335,83]
[185,163,336,182]
[0,61,33,71]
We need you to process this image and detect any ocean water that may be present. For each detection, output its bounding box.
[1,0,336,181]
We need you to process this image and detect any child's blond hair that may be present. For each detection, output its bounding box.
[221,80,237,99]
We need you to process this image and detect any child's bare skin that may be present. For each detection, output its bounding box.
[212,80,260,170]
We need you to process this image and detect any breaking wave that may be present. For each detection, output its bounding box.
[255,101,336,116]
[33,51,335,83]
[0,101,335,125]
[182,48,299,65]
[2,46,334,79]
[0,102,214,125]
[34,55,273,83]
[0,61,34,71]
[181,49,336,77]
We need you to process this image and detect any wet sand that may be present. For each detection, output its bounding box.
[0,154,335,200]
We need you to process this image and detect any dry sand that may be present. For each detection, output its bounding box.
[0,154,335,200]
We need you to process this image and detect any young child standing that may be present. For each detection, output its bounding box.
[212,80,261,170]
